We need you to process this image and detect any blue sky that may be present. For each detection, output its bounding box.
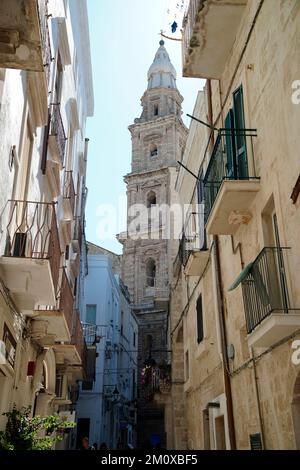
[85,0,204,254]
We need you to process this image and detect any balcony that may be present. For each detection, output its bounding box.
[31,270,74,345]
[0,0,48,72]
[233,247,300,348]
[0,201,60,314]
[81,323,100,381]
[71,217,82,253]
[54,311,85,367]
[182,0,247,79]
[179,209,209,277]
[61,171,75,221]
[204,130,260,235]
[48,105,67,168]
[82,323,105,347]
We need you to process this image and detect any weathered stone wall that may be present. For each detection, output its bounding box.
[171,0,300,450]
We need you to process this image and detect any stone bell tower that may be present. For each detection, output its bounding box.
[119,40,187,448]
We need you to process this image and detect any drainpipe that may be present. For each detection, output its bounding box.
[207,79,236,449]
[251,347,265,449]
[213,237,236,450]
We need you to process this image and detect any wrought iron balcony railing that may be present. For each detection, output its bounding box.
[179,209,207,267]
[2,200,60,292]
[203,129,258,223]
[81,323,106,346]
[63,171,76,217]
[241,247,298,334]
[49,105,67,165]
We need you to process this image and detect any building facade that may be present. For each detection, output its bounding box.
[119,41,188,448]
[167,0,300,450]
[0,0,94,448]
[76,243,138,449]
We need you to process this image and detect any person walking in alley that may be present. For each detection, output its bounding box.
[81,437,95,450]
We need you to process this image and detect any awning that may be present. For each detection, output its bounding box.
[228,262,254,291]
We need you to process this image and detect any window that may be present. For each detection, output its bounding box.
[133,332,136,347]
[55,375,64,397]
[65,245,69,261]
[74,277,77,297]
[55,53,63,103]
[132,369,136,400]
[150,144,158,157]
[146,258,156,287]
[147,191,157,208]
[197,295,204,343]
[121,311,124,336]
[3,324,16,369]
[185,350,189,381]
[86,304,96,325]
[154,105,159,116]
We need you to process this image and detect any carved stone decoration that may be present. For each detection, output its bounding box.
[228,210,252,226]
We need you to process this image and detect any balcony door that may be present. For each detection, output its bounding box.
[262,203,289,311]
[233,85,248,179]
[224,86,248,180]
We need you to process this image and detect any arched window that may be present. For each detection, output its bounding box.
[150,144,158,157]
[154,105,159,116]
[146,258,156,287]
[147,191,157,208]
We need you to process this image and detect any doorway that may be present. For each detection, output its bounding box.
[215,415,226,450]
[76,418,90,449]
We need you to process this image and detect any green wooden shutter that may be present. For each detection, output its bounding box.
[197,171,206,250]
[233,85,248,179]
[224,109,236,179]
[86,304,97,324]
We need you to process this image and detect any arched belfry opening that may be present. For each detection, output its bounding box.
[147,191,157,208]
[146,258,156,287]
[150,144,158,157]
